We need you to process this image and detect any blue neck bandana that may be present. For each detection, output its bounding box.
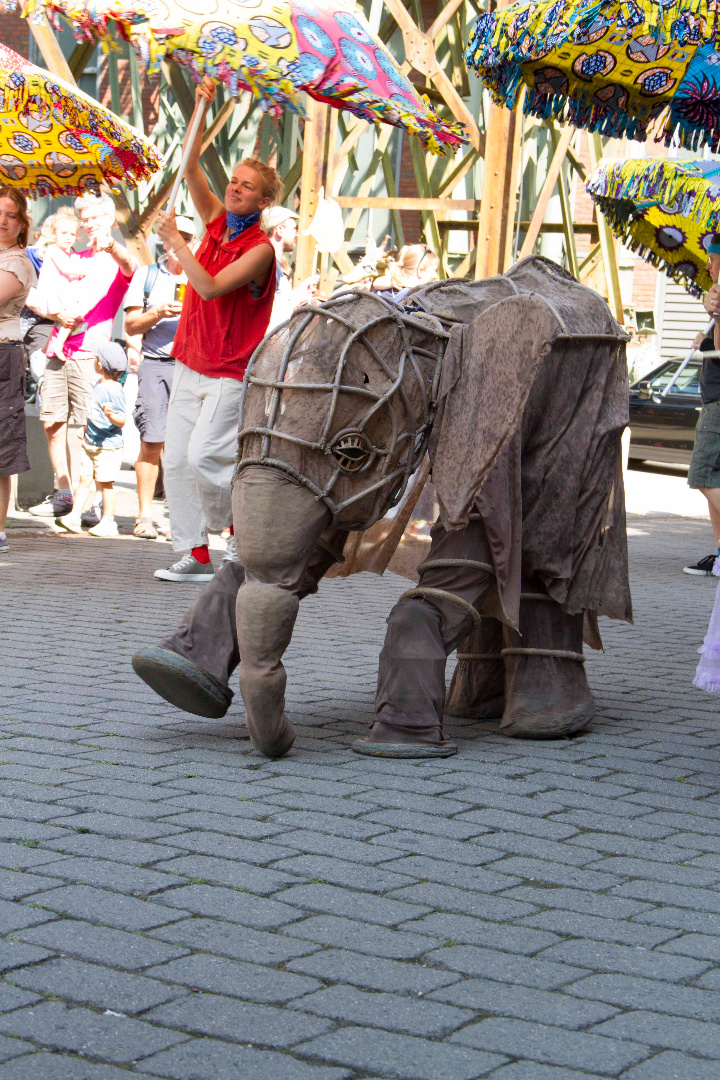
[226,211,260,240]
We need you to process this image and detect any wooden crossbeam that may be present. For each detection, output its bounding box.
[335,197,479,210]
[588,133,624,322]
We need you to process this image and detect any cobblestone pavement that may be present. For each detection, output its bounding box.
[2,517,720,1079]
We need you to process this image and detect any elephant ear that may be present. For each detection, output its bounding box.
[429,294,560,530]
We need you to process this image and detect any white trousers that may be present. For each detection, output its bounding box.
[163,361,243,552]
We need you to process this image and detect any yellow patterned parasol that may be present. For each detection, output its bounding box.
[586,156,720,297]
[0,42,163,195]
[9,0,466,155]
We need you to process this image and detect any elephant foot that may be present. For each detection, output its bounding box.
[246,712,296,760]
[132,647,232,719]
[500,602,595,739]
[445,616,505,719]
[352,722,457,759]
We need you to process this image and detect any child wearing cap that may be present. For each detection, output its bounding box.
[57,339,127,537]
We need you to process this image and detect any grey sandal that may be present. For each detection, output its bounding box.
[134,517,158,540]
[352,738,457,758]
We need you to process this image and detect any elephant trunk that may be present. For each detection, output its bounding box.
[233,466,331,758]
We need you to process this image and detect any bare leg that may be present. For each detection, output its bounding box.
[97,481,115,519]
[70,474,93,518]
[44,421,71,490]
[0,475,11,532]
[135,441,163,520]
[699,487,720,545]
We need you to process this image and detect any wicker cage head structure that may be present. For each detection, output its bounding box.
[236,291,447,529]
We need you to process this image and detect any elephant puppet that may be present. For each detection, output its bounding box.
[132,257,632,760]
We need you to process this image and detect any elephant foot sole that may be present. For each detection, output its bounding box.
[132,647,231,719]
[500,698,595,740]
[352,738,457,759]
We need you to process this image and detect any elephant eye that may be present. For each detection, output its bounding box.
[331,431,372,473]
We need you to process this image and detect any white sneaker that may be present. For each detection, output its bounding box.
[221,535,238,564]
[88,517,119,537]
[154,552,215,582]
[56,515,83,534]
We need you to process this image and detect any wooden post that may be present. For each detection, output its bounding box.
[587,133,624,324]
[295,98,329,286]
[475,100,517,279]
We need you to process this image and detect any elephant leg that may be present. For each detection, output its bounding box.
[445,616,505,719]
[355,519,496,758]
[500,597,595,739]
[234,466,331,759]
[132,560,245,718]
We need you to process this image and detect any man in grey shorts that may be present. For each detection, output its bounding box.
[685,234,720,576]
[124,218,197,539]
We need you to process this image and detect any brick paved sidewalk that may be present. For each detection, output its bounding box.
[1,517,720,1079]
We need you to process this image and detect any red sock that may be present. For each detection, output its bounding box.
[228,525,234,535]
[191,545,210,564]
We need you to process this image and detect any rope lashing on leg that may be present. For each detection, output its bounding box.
[398,588,486,628]
[501,648,586,662]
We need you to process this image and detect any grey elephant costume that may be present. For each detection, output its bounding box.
[133,257,632,759]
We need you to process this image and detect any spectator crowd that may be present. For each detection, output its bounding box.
[0,76,442,569]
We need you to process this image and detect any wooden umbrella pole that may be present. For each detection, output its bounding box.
[165,98,210,212]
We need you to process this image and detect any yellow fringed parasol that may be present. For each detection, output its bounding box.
[0,42,163,196]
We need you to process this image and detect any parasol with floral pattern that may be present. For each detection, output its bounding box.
[8,0,466,155]
[0,41,162,195]
[586,156,720,297]
[465,0,720,153]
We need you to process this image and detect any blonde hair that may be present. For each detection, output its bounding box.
[36,206,79,253]
[240,158,283,206]
[388,244,439,289]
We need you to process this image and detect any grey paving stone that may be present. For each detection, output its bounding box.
[295,1025,506,1079]
[145,992,332,1047]
[278,829,403,865]
[0,868,66,901]
[404,913,560,954]
[547,810,676,840]
[449,809,578,841]
[369,830,504,866]
[154,884,303,928]
[425,944,589,989]
[273,883,429,925]
[565,833,702,864]
[135,1038,351,1079]
[362,810,493,841]
[10,958,185,1015]
[147,918,319,965]
[0,942,53,975]
[282,914,441,958]
[28,886,187,931]
[27,858,183,897]
[0,1002,185,1062]
[289,984,473,1036]
[537,940,709,981]
[590,1011,720,1057]
[659,934,720,962]
[37,834,185,865]
[16,919,190,971]
[500,886,652,920]
[619,1050,720,1078]
[153,812,285,840]
[0,843,68,870]
[0,1054,139,1079]
[269,855,416,892]
[568,974,720,1021]
[286,947,460,993]
[0,985,41,1013]
[449,1017,650,1075]
[429,978,619,1029]
[519,911,678,948]
[486,1066,606,1080]
[585,857,720,888]
[44,814,183,841]
[380,883,533,921]
[145,954,321,1003]
[241,810,388,841]
[150,855,294,895]
[0,899,54,934]
[156,831,295,864]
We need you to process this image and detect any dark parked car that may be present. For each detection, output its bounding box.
[628,358,702,466]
